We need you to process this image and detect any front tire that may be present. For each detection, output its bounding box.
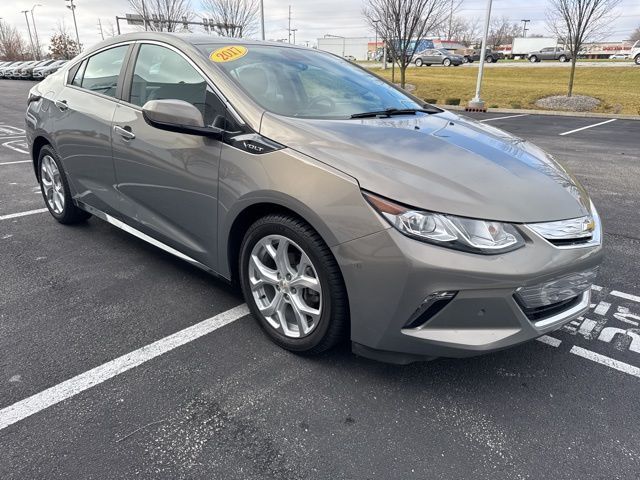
[558,55,567,62]
[239,214,348,354]
[635,55,640,65]
[38,145,91,224]
[443,58,452,67]
[529,55,538,63]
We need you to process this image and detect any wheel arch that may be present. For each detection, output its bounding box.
[223,197,342,286]
[31,135,52,179]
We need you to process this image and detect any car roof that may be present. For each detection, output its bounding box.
[88,32,307,55]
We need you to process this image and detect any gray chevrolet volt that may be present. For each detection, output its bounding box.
[26,33,603,363]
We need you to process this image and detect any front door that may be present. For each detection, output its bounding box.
[111,43,227,268]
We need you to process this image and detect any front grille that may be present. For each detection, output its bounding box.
[516,294,582,321]
[515,268,597,310]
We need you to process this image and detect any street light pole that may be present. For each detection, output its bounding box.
[521,19,530,38]
[467,0,493,111]
[291,28,297,45]
[260,0,265,40]
[30,4,42,58]
[21,10,37,60]
[373,19,380,61]
[66,0,81,50]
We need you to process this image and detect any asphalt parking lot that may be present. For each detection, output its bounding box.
[1,79,639,479]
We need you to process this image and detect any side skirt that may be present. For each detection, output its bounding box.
[75,200,231,284]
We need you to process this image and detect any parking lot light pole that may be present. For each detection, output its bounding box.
[66,0,81,50]
[467,0,493,112]
[30,4,42,59]
[21,10,37,60]
[260,0,265,40]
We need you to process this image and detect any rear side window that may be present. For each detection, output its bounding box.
[130,44,226,128]
[71,59,87,87]
[78,45,128,98]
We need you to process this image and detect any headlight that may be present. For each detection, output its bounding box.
[363,191,525,254]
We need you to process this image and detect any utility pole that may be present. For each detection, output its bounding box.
[30,4,42,58]
[373,19,380,61]
[97,18,104,40]
[21,10,37,60]
[521,19,530,38]
[260,0,265,40]
[467,0,493,112]
[288,5,291,43]
[291,28,297,45]
[66,0,81,50]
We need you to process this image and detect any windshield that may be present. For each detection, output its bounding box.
[198,44,422,119]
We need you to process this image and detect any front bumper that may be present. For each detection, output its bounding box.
[333,223,603,363]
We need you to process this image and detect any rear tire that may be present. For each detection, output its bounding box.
[38,145,91,225]
[635,55,640,65]
[239,214,349,354]
[485,56,494,63]
[415,58,423,67]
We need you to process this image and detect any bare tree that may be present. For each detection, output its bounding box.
[630,26,640,42]
[0,20,29,60]
[128,0,195,32]
[201,0,259,37]
[487,16,520,50]
[363,0,447,88]
[547,0,622,96]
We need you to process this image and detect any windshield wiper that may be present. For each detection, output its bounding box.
[350,107,440,119]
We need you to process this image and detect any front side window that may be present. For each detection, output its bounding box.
[130,44,227,129]
[80,45,128,98]
[200,44,422,119]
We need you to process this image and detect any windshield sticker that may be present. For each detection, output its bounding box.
[210,46,248,63]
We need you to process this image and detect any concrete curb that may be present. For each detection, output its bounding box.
[438,105,640,120]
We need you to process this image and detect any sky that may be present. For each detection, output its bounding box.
[2,0,639,53]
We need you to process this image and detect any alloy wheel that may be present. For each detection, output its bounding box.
[248,234,322,339]
[40,155,65,215]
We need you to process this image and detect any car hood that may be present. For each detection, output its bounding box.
[260,110,592,223]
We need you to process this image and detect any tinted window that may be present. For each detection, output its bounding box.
[201,44,421,119]
[130,44,226,128]
[80,45,128,98]
[71,59,88,87]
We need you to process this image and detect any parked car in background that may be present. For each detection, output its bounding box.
[457,48,503,63]
[5,61,29,78]
[343,55,356,62]
[33,60,68,79]
[414,48,464,67]
[20,60,55,79]
[11,60,39,78]
[631,40,640,65]
[0,61,22,78]
[527,47,571,62]
[608,53,628,60]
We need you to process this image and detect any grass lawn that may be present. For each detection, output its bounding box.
[369,66,640,115]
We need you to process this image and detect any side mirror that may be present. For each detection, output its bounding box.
[142,99,222,139]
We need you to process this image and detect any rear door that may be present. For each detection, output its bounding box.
[50,43,131,215]
[111,42,227,268]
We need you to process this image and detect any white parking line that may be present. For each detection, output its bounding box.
[0,208,48,221]
[0,304,249,431]
[0,160,30,166]
[479,114,530,123]
[570,346,640,379]
[558,119,617,136]
[610,290,640,303]
[536,335,562,347]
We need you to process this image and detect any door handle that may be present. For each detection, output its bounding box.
[114,125,135,140]
[55,99,68,111]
